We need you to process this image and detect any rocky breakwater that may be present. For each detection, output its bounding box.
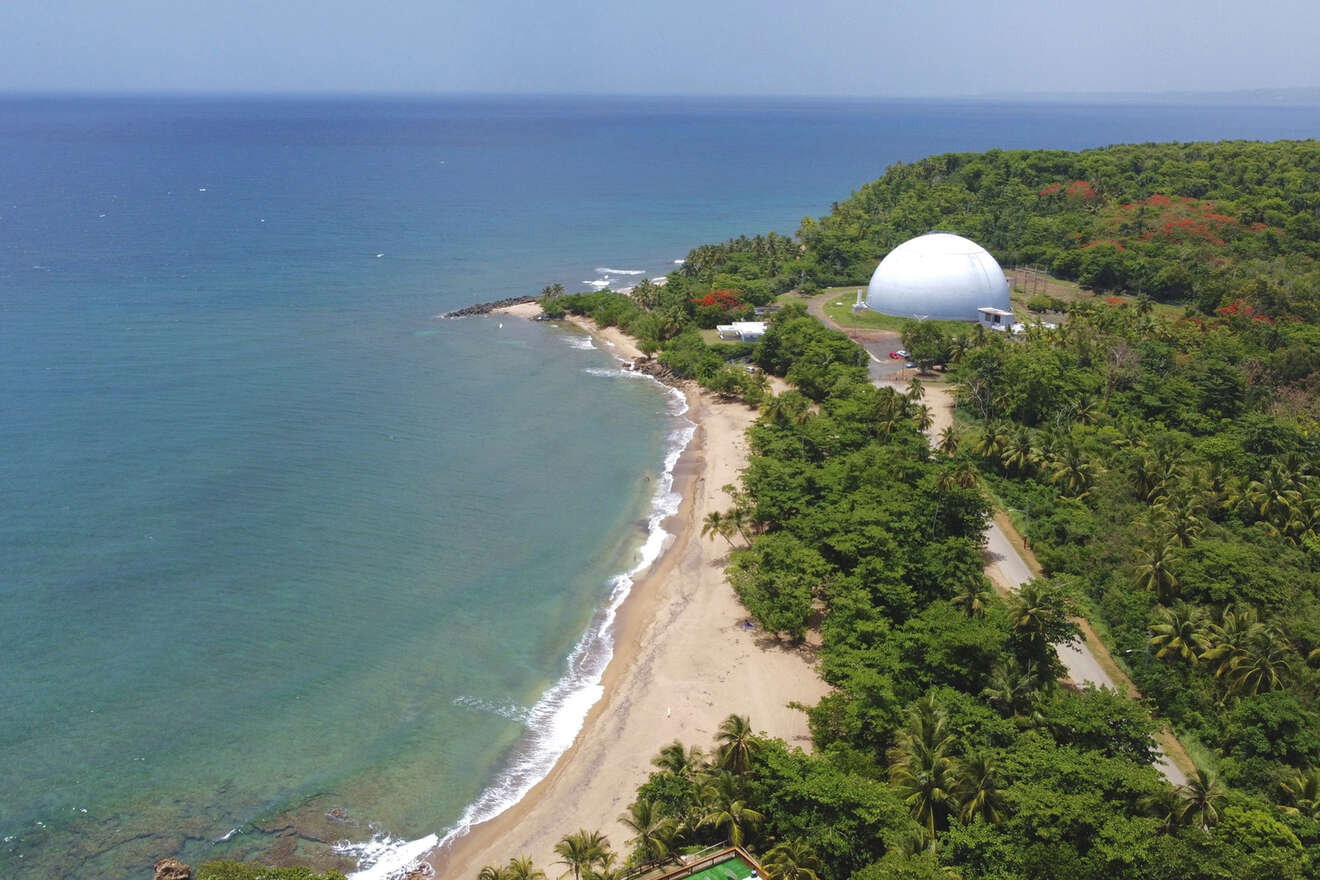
[626,356,684,386]
[442,296,538,318]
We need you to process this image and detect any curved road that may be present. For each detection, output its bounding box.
[809,295,1187,785]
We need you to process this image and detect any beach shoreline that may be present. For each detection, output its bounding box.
[411,303,828,880]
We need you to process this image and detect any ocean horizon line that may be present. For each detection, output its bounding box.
[4,88,1319,107]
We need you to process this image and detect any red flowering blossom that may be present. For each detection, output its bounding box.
[1083,239,1127,250]
[1106,296,1125,306]
[1066,180,1097,200]
[1038,183,1062,196]
[694,289,741,309]
[1147,194,1172,207]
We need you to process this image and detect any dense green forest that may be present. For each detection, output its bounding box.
[512,138,1320,880]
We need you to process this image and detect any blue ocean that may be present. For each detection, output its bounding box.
[2,95,1318,879]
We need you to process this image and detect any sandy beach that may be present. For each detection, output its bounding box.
[421,305,829,878]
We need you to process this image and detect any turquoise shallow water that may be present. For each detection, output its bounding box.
[1,95,1317,879]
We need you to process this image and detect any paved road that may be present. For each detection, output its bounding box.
[817,306,1187,785]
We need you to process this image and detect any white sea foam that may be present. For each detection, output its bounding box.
[452,695,532,723]
[583,279,611,290]
[673,258,685,264]
[340,829,439,880]
[345,379,694,880]
[595,267,645,275]
[565,336,597,351]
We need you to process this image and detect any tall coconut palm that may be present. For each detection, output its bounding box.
[1200,605,1261,680]
[1247,464,1302,526]
[618,798,676,862]
[699,771,764,847]
[937,425,959,457]
[1279,767,1320,820]
[1148,603,1207,665]
[651,740,706,779]
[506,857,546,880]
[1048,442,1096,498]
[479,865,511,880]
[913,403,934,433]
[715,714,760,774]
[1219,622,1293,697]
[887,695,962,843]
[956,752,1005,826]
[1000,427,1036,477]
[1153,491,1204,547]
[701,511,735,547]
[1007,579,1079,657]
[1133,537,1180,604]
[973,422,1006,463]
[1175,769,1226,830]
[950,575,992,619]
[906,376,925,402]
[981,660,1043,720]
[761,840,822,880]
[554,830,609,880]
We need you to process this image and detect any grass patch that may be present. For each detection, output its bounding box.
[1007,268,1188,321]
[815,288,971,334]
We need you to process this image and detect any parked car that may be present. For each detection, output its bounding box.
[888,351,902,359]
[905,362,916,369]
[896,349,909,358]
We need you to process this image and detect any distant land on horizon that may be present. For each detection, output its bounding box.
[3,87,1320,106]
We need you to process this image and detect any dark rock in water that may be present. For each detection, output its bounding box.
[628,357,683,386]
[153,857,192,880]
[442,296,537,318]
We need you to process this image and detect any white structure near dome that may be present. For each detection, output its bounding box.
[865,232,1012,323]
[716,321,768,341]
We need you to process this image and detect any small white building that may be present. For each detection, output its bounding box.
[718,321,768,341]
[977,307,1014,331]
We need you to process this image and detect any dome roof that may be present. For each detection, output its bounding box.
[865,233,1011,322]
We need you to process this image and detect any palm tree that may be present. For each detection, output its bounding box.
[906,376,925,403]
[618,798,676,862]
[1219,622,1293,697]
[1175,769,1226,830]
[1047,442,1096,498]
[479,865,511,880]
[761,840,822,880]
[715,714,760,774]
[973,422,1006,463]
[585,851,622,880]
[887,694,962,844]
[1133,537,1179,604]
[1246,464,1302,526]
[950,575,992,619]
[651,740,705,779]
[1007,579,1079,657]
[1000,427,1035,477]
[956,753,1005,826]
[554,830,609,880]
[699,771,764,846]
[701,510,735,547]
[981,660,1043,719]
[1148,603,1207,665]
[1279,767,1320,820]
[1139,785,1184,833]
[913,403,934,433]
[506,857,546,880]
[937,425,959,457]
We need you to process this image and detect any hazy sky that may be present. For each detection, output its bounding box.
[2,0,1317,97]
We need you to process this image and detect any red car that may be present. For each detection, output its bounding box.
[888,351,902,359]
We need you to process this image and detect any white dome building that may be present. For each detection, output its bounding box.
[865,233,1011,323]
